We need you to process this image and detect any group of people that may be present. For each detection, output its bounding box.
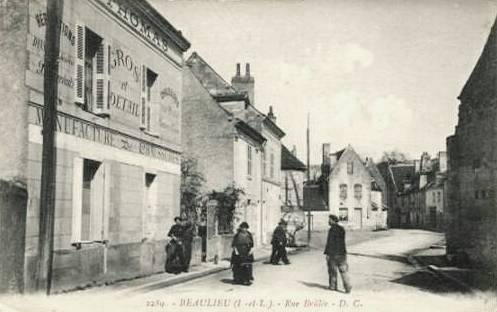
[165,216,195,274]
[167,214,352,293]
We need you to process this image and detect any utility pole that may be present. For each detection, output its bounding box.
[37,0,64,295]
[306,113,311,246]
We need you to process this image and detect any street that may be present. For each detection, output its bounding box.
[2,229,495,312]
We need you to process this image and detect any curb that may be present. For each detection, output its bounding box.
[122,247,307,295]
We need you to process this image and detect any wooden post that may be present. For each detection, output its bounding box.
[36,0,64,295]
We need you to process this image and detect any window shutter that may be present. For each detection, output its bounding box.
[71,157,83,243]
[74,24,85,105]
[140,65,147,130]
[93,41,110,116]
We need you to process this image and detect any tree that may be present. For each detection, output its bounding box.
[381,150,408,164]
[180,156,205,222]
[207,184,244,234]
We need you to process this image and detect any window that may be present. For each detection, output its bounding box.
[75,25,109,116]
[339,208,349,222]
[262,150,267,177]
[218,212,233,234]
[437,192,441,203]
[354,184,362,199]
[270,152,275,179]
[339,184,347,200]
[347,161,353,174]
[143,173,157,239]
[140,67,158,133]
[247,145,252,177]
[432,192,436,204]
[72,158,105,243]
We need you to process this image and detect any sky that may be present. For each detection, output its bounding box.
[150,0,497,165]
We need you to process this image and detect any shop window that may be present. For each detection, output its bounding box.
[347,161,353,174]
[354,184,362,199]
[247,145,252,177]
[75,25,110,116]
[141,67,158,134]
[339,184,347,200]
[339,208,349,222]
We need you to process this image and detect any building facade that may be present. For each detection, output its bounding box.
[446,16,497,271]
[0,0,190,293]
[311,145,385,230]
[182,53,266,252]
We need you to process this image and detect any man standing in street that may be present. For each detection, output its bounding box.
[324,214,352,293]
[270,219,290,265]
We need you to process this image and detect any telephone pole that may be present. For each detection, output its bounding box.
[306,113,311,245]
[36,0,64,295]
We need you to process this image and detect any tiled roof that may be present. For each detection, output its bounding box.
[281,145,307,171]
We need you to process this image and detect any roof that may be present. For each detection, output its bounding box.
[234,120,266,145]
[389,163,415,193]
[333,149,346,161]
[365,159,386,192]
[459,15,497,103]
[186,53,241,96]
[281,145,307,171]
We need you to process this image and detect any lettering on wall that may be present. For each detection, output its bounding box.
[30,104,180,164]
[101,0,169,53]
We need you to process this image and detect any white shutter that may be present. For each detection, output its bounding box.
[71,157,84,243]
[74,24,85,105]
[140,65,147,129]
[93,41,110,116]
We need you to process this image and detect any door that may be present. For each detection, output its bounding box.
[353,208,363,229]
[429,207,437,228]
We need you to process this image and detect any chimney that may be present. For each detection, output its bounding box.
[231,62,255,105]
[419,174,428,189]
[268,106,276,122]
[322,143,331,166]
[414,159,421,174]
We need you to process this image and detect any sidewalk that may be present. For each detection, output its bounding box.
[78,244,305,296]
[409,241,496,294]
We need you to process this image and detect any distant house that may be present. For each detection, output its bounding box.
[385,152,447,230]
[312,145,386,230]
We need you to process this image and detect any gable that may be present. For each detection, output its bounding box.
[329,147,370,181]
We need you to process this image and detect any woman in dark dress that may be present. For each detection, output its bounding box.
[165,217,186,274]
[231,222,254,285]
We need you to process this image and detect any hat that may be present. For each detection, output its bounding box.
[174,216,182,222]
[239,222,249,229]
[279,219,287,225]
[329,214,339,222]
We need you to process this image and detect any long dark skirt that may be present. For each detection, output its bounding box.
[231,252,254,284]
[165,241,184,274]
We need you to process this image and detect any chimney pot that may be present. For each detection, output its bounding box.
[236,63,241,77]
[246,63,250,77]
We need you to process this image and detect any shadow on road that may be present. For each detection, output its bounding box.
[220,278,236,285]
[391,271,468,294]
[299,281,329,291]
[348,252,410,264]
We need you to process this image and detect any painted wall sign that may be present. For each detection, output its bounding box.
[29,104,180,165]
[100,0,169,53]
